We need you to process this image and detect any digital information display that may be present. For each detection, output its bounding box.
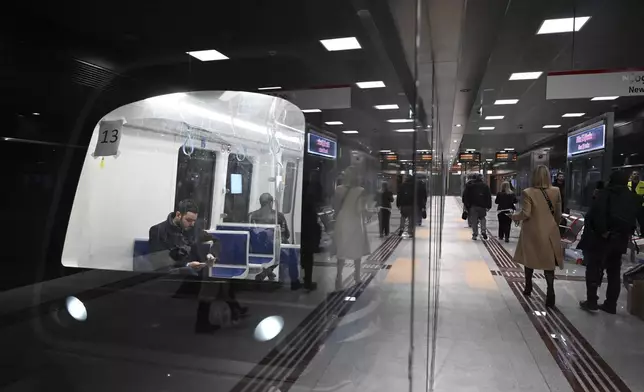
[416,154,433,162]
[567,123,606,157]
[495,151,517,162]
[307,132,337,159]
[382,153,399,161]
[230,174,242,194]
[458,152,481,162]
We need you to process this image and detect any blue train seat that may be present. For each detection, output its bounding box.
[215,223,280,267]
[207,230,250,279]
[133,239,153,271]
[280,244,301,284]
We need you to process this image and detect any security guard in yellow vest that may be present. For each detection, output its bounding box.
[628,171,644,234]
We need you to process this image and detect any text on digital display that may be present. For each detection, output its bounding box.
[567,124,605,157]
[307,132,337,159]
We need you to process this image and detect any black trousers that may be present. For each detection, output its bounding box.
[300,249,314,288]
[497,213,512,240]
[378,209,391,236]
[585,247,623,308]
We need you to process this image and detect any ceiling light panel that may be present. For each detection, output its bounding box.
[342,130,359,134]
[320,37,361,51]
[186,49,229,61]
[509,72,543,80]
[562,113,585,117]
[258,86,281,91]
[485,115,505,120]
[537,17,591,35]
[394,129,415,133]
[325,121,343,125]
[301,109,321,113]
[494,99,519,105]
[356,81,385,89]
[591,96,619,101]
[374,104,399,110]
[543,124,561,128]
[479,126,495,130]
[387,118,413,123]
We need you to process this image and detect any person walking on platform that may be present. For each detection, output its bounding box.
[511,165,563,308]
[333,167,370,287]
[495,181,517,242]
[417,179,428,226]
[462,173,492,240]
[376,182,394,237]
[397,174,416,238]
[463,174,476,228]
[579,171,641,314]
[628,171,644,235]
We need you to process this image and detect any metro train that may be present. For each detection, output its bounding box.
[62,91,308,281]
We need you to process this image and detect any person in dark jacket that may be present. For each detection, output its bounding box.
[463,174,477,228]
[417,180,428,226]
[297,177,323,291]
[462,173,492,240]
[495,181,517,242]
[397,175,416,238]
[376,182,394,237]
[579,171,641,314]
[248,193,290,243]
[553,172,566,212]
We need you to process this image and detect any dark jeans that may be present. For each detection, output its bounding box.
[469,206,487,237]
[378,208,391,236]
[497,212,512,240]
[301,250,314,288]
[585,247,623,308]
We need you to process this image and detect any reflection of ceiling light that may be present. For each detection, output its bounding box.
[356,81,385,89]
[254,316,284,341]
[479,126,495,130]
[325,121,343,125]
[394,129,415,133]
[32,112,40,116]
[543,124,561,128]
[342,130,359,134]
[537,17,591,35]
[453,140,458,142]
[509,72,542,80]
[591,96,619,101]
[485,115,504,120]
[374,104,399,110]
[380,149,391,153]
[258,86,281,91]
[562,113,585,117]
[455,124,462,127]
[301,109,321,113]
[387,119,413,123]
[66,296,87,321]
[451,149,455,152]
[186,49,229,61]
[320,37,361,51]
[504,148,515,151]
[494,99,519,105]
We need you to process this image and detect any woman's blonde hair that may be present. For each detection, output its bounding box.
[501,181,512,194]
[531,165,551,189]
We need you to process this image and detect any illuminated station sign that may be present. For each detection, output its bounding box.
[307,132,337,159]
[458,152,481,162]
[494,151,518,162]
[567,123,606,157]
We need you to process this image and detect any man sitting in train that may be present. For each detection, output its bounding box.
[248,193,290,244]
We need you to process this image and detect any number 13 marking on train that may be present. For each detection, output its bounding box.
[100,129,119,143]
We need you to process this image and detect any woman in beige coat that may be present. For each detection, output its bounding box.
[511,165,563,308]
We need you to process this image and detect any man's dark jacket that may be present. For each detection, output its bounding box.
[462,179,492,209]
[248,206,290,243]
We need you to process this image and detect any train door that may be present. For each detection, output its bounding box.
[223,154,254,222]
[281,159,299,242]
[175,147,217,229]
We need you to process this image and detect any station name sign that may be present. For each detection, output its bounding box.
[307,132,337,159]
[547,69,644,99]
[458,152,481,162]
[494,151,517,162]
[567,124,606,157]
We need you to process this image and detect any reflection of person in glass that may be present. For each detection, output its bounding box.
[248,193,290,243]
[333,167,370,289]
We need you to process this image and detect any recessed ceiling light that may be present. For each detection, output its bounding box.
[394,129,415,133]
[186,49,229,61]
[537,17,591,35]
[591,96,619,101]
[356,81,385,89]
[504,148,515,151]
[258,86,281,91]
[453,139,458,142]
[380,149,391,153]
[543,124,561,128]
[387,119,413,123]
[455,124,462,127]
[374,104,399,110]
[320,37,362,51]
[301,109,321,113]
[485,115,505,120]
[325,121,343,125]
[509,72,543,80]
[32,112,40,116]
[342,130,359,134]
[479,126,495,130]
[494,99,519,105]
[562,113,585,117]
